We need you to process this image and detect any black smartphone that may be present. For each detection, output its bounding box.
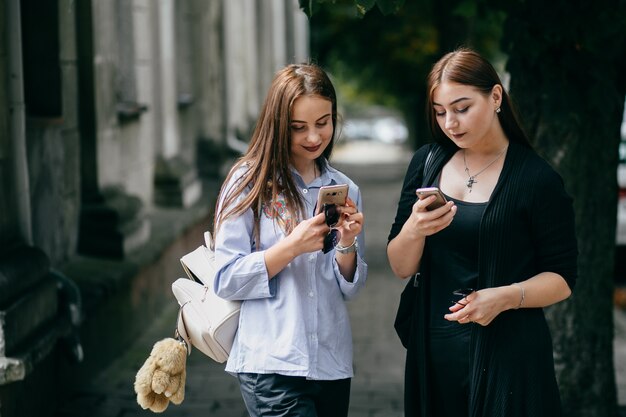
[416,187,447,210]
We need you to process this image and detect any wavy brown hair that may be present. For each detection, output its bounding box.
[426,48,531,150]
[214,63,338,239]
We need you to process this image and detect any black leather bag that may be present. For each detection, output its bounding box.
[394,273,419,348]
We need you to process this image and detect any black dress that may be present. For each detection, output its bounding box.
[427,196,485,416]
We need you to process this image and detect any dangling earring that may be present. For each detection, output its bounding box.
[495,107,501,114]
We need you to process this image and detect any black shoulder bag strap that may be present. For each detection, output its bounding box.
[394,145,437,348]
[412,145,438,287]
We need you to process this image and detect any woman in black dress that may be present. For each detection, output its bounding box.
[387,48,577,417]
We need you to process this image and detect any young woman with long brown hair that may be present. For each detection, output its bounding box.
[388,48,577,416]
[213,63,367,417]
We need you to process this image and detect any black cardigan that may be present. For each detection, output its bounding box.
[389,142,578,417]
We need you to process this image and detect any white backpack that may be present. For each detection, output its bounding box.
[172,232,241,363]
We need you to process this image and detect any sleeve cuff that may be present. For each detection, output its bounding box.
[218,250,276,300]
[334,252,368,300]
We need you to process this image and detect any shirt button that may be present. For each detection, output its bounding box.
[302,188,308,194]
[308,291,314,297]
[308,254,315,261]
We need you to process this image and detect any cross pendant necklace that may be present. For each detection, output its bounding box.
[463,146,508,193]
[466,175,478,190]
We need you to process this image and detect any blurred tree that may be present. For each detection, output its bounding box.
[300,0,406,17]
[304,0,626,416]
[306,0,505,147]
[500,1,626,416]
[309,2,435,146]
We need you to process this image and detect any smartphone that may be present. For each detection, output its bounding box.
[416,187,447,210]
[316,184,349,214]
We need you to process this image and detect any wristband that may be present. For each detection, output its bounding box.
[512,283,525,309]
[335,238,358,254]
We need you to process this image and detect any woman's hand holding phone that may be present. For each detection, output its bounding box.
[416,187,447,210]
[286,184,362,255]
[286,212,332,255]
[335,197,363,248]
[407,187,456,238]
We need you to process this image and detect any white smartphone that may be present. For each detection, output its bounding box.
[316,184,349,214]
[416,187,447,210]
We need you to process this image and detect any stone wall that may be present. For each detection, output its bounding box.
[0,1,309,416]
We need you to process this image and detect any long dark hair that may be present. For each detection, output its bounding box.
[215,63,338,236]
[426,48,531,149]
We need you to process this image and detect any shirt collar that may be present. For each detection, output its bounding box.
[290,159,337,189]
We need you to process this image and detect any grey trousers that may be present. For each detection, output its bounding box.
[236,373,351,417]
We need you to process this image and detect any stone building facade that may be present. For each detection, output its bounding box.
[0,1,308,416]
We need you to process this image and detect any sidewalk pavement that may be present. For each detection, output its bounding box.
[615,301,626,407]
[54,141,626,417]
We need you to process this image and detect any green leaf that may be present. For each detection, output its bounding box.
[453,0,477,19]
[355,0,376,17]
[298,0,325,18]
[298,0,313,18]
[376,0,406,15]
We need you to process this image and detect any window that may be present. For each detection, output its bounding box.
[20,0,62,118]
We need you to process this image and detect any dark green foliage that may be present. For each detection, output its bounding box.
[299,0,406,18]
[499,1,626,416]
[308,1,437,144]
[308,0,505,146]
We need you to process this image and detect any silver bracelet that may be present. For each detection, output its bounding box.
[335,238,358,254]
[512,283,525,309]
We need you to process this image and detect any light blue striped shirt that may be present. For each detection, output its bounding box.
[214,160,367,380]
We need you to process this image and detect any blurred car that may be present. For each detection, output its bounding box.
[342,119,374,141]
[371,117,409,144]
[618,110,626,247]
[616,99,626,283]
[342,116,408,144]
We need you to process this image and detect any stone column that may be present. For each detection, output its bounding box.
[4,0,31,245]
[157,0,178,159]
[243,0,260,128]
[190,0,233,179]
[223,0,254,153]
[152,0,201,208]
[0,0,78,397]
[287,0,310,64]
[76,0,150,258]
[256,0,287,95]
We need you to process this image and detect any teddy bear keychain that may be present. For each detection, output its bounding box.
[134,337,189,412]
